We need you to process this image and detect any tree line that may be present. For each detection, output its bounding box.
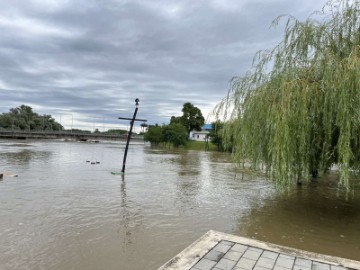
[0,105,133,135]
[0,105,63,131]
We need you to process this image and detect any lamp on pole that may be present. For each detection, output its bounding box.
[70,114,73,133]
[26,115,30,131]
[59,113,73,132]
[42,114,45,132]
[93,116,105,133]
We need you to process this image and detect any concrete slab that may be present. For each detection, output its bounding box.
[157,230,360,270]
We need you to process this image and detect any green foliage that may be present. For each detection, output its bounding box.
[145,102,205,148]
[170,116,181,124]
[144,123,188,147]
[144,124,164,145]
[179,102,205,135]
[209,121,224,151]
[0,105,63,131]
[216,0,360,191]
[164,123,188,147]
[70,129,91,134]
[104,129,128,135]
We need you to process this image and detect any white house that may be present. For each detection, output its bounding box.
[189,130,209,141]
[189,124,212,141]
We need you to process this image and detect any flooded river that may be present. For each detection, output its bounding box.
[0,140,359,270]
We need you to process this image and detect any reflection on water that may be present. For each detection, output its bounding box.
[177,151,201,176]
[0,142,51,166]
[237,175,360,260]
[0,140,359,270]
[2,149,52,164]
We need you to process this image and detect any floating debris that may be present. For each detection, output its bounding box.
[2,173,18,178]
[86,160,100,165]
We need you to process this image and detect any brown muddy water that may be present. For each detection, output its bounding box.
[0,139,359,270]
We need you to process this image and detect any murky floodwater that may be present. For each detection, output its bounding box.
[0,140,359,270]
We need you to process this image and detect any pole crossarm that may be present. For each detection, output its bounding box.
[118,117,147,122]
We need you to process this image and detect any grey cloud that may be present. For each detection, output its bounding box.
[0,0,327,128]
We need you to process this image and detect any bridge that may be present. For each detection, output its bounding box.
[0,129,144,142]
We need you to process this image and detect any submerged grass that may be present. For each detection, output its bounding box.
[182,141,218,151]
[156,141,219,151]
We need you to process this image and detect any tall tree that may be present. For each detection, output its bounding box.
[170,116,181,125]
[180,102,205,136]
[217,0,360,191]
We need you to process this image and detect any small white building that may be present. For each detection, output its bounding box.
[189,130,209,141]
[189,124,212,141]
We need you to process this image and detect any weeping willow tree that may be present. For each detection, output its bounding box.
[217,0,360,191]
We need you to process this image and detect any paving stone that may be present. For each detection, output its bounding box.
[192,258,217,270]
[236,257,257,270]
[213,243,232,253]
[221,240,235,246]
[274,265,292,270]
[223,250,243,262]
[214,258,237,270]
[279,254,295,261]
[248,247,263,253]
[295,258,313,268]
[256,256,276,269]
[312,262,331,270]
[275,256,295,268]
[242,249,262,260]
[293,266,311,270]
[254,266,271,270]
[262,251,279,260]
[231,244,248,253]
[330,266,348,270]
[204,250,225,262]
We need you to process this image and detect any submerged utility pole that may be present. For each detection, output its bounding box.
[121,98,139,174]
[111,98,147,176]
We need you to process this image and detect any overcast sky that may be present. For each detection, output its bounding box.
[0,0,326,131]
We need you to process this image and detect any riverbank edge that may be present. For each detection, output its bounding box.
[157,230,360,270]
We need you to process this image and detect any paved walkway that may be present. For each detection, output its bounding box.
[158,231,360,270]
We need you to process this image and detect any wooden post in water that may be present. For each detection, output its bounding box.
[121,98,139,174]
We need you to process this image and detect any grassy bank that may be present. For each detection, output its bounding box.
[153,141,220,151]
[182,140,218,151]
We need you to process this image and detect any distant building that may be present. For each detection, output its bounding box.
[189,124,212,141]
